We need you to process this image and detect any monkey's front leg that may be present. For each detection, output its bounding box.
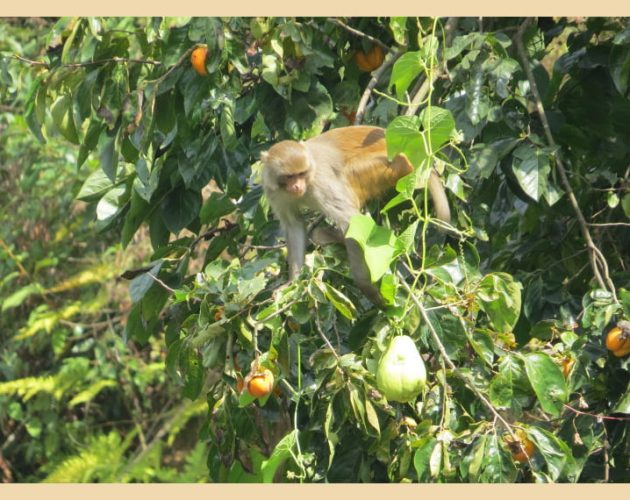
[284,217,307,280]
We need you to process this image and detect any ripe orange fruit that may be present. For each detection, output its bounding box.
[354,45,385,72]
[191,46,209,76]
[612,343,630,358]
[506,429,535,464]
[246,369,274,398]
[214,308,223,322]
[605,324,630,357]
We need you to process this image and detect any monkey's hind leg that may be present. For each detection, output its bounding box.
[310,225,345,246]
[344,238,385,308]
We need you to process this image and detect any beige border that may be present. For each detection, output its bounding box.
[1,8,629,500]
[1,3,630,15]
[1,484,630,497]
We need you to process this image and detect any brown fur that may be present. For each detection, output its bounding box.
[260,125,450,306]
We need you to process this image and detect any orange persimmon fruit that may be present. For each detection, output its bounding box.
[191,46,209,76]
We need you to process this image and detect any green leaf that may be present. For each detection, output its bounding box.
[478,433,517,482]
[96,186,125,221]
[321,282,357,320]
[199,192,236,225]
[238,390,257,408]
[364,398,380,435]
[220,102,237,151]
[469,138,520,179]
[489,355,518,409]
[477,272,522,333]
[2,284,44,312]
[390,51,424,100]
[23,75,46,143]
[523,352,568,417]
[261,430,296,483]
[389,18,407,45]
[511,144,551,202]
[76,168,115,202]
[420,106,455,152]
[160,186,202,234]
[78,120,106,168]
[124,302,158,344]
[50,95,79,145]
[413,436,438,481]
[345,214,399,282]
[612,381,630,414]
[324,400,338,469]
[179,341,204,400]
[121,190,151,247]
[610,44,630,96]
[466,435,486,481]
[385,116,427,168]
[348,384,366,429]
[99,134,119,182]
[129,261,163,303]
[527,427,576,481]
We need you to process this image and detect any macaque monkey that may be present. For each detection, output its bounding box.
[261,126,450,306]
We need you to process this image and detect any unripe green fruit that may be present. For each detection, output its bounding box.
[376,335,426,403]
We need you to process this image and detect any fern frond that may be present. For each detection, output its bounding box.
[69,379,118,407]
[0,358,92,401]
[0,376,56,401]
[166,398,207,446]
[43,432,127,483]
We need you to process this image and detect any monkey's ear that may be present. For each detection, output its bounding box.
[260,151,269,163]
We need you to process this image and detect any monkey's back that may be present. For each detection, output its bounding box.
[307,126,412,207]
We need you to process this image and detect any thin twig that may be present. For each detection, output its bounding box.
[588,222,630,228]
[327,18,390,52]
[0,238,29,277]
[405,17,459,117]
[563,404,630,421]
[14,54,161,69]
[147,45,198,87]
[515,18,618,303]
[147,272,176,294]
[314,312,340,360]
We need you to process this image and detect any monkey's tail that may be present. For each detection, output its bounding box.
[428,170,451,225]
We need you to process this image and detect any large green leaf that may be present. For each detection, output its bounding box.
[261,430,297,483]
[523,352,568,417]
[50,95,79,145]
[389,51,424,100]
[345,214,399,282]
[477,272,522,333]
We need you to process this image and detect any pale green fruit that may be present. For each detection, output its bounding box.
[376,335,426,403]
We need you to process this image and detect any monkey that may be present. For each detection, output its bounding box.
[260,125,451,306]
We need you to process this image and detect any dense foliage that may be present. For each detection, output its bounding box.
[1,17,630,483]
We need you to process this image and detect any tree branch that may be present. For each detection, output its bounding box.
[515,18,618,303]
[327,18,391,52]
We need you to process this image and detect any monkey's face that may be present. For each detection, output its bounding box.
[261,140,312,199]
[278,172,308,198]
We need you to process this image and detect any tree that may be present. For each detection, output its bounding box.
[4,16,630,482]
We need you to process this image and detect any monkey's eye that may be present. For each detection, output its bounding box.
[278,172,306,185]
